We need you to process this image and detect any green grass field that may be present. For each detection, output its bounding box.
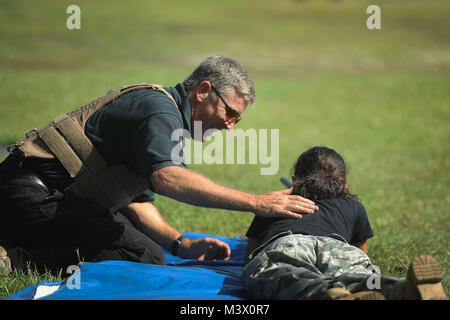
[1,0,449,299]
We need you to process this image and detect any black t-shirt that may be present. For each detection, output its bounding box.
[85,83,191,196]
[246,198,374,244]
[20,83,191,203]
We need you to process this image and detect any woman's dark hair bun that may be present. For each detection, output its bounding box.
[292,146,359,201]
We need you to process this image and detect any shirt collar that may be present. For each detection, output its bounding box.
[165,83,191,134]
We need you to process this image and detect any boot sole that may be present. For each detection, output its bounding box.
[0,246,12,275]
[408,255,447,300]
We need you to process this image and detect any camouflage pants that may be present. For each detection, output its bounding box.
[243,233,402,300]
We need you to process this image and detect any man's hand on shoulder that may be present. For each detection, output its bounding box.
[253,187,319,219]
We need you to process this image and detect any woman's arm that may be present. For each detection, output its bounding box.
[351,240,368,254]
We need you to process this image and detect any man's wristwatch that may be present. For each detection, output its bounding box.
[171,235,185,256]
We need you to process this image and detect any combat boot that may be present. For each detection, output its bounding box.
[403,255,448,300]
[324,287,385,300]
[339,291,385,300]
[0,246,12,274]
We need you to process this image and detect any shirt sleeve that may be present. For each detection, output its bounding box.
[132,189,156,203]
[350,201,374,244]
[134,112,187,188]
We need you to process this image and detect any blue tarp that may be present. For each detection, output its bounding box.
[6,233,249,300]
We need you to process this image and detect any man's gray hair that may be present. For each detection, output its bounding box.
[183,56,256,106]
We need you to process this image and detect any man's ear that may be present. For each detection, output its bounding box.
[195,81,212,102]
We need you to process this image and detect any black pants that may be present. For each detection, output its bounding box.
[0,156,165,274]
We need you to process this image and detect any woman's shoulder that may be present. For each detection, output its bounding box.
[317,198,366,212]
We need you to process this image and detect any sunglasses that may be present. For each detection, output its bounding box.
[211,86,241,124]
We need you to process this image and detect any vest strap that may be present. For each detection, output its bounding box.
[56,116,107,174]
[39,126,84,178]
[69,168,132,212]
[22,83,179,212]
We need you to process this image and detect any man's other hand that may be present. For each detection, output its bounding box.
[178,237,231,261]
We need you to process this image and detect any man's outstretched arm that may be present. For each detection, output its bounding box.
[151,166,318,219]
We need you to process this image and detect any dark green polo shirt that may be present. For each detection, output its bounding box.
[84,83,191,202]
